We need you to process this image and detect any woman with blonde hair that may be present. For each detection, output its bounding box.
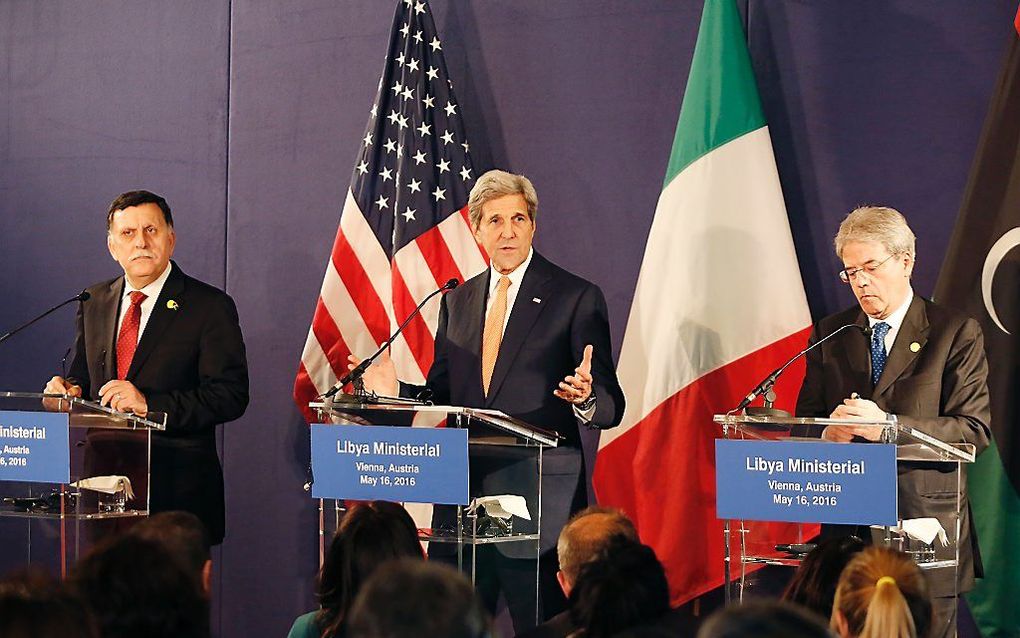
[832,546,933,638]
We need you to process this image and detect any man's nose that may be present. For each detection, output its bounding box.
[499,221,515,239]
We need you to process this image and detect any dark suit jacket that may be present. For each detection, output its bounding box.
[67,262,249,544]
[413,251,625,556]
[796,295,991,595]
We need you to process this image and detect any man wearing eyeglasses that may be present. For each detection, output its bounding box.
[795,206,991,638]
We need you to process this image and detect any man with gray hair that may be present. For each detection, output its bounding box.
[353,169,625,632]
[359,169,628,632]
[796,205,991,638]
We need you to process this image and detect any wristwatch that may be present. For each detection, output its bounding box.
[575,390,596,413]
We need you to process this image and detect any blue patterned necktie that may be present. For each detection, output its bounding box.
[870,321,891,386]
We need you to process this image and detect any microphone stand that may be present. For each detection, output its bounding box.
[733,323,871,416]
[321,279,458,402]
[0,291,90,347]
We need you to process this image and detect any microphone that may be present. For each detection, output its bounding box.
[321,278,459,399]
[0,290,90,347]
[732,323,870,413]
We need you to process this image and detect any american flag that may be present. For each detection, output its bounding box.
[294,0,487,421]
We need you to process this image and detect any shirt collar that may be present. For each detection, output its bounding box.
[488,248,534,294]
[124,262,173,300]
[868,287,913,332]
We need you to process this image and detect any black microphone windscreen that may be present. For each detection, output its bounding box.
[78,291,91,302]
[444,278,459,290]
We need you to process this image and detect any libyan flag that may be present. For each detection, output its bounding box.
[593,0,814,604]
[934,6,1020,637]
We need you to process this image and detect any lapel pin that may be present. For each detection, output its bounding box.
[532,297,542,304]
[167,300,179,311]
[909,341,921,353]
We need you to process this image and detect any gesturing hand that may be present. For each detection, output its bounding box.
[555,344,594,405]
[347,348,399,397]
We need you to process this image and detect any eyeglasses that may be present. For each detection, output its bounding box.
[838,253,898,284]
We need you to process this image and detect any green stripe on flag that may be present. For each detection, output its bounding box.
[966,442,1020,637]
[665,0,766,186]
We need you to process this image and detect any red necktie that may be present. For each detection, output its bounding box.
[116,291,147,379]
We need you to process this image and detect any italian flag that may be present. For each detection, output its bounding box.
[593,0,813,605]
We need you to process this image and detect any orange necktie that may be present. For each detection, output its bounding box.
[481,276,511,395]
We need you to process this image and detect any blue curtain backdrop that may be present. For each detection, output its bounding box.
[0,1,1014,636]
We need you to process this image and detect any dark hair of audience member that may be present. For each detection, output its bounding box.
[567,536,671,638]
[347,559,491,638]
[782,535,866,618]
[0,568,97,638]
[696,600,833,638]
[315,501,425,638]
[69,535,210,638]
[129,510,212,592]
[832,546,932,638]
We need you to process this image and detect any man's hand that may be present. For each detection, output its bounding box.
[347,349,399,397]
[42,376,82,411]
[98,380,148,416]
[826,397,887,442]
[554,344,594,405]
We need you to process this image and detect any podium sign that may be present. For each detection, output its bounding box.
[0,410,70,484]
[716,439,897,525]
[311,424,469,505]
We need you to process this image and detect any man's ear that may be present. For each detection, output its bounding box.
[556,570,571,598]
[202,559,213,596]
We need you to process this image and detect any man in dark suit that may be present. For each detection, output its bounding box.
[354,170,625,631]
[796,205,991,638]
[45,190,249,545]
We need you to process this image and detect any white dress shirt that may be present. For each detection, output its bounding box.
[868,287,914,354]
[483,248,534,335]
[117,262,174,340]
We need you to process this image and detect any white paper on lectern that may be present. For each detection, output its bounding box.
[468,495,531,521]
[72,475,135,500]
[872,517,948,546]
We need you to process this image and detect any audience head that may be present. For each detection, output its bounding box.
[130,510,212,595]
[316,501,425,638]
[348,559,491,638]
[69,534,209,638]
[568,536,671,638]
[697,600,833,638]
[783,535,866,619]
[557,505,639,597]
[832,546,932,638]
[0,568,97,638]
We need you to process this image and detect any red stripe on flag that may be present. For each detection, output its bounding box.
[416,225,465,286]
[293,362,322,423]
[309,298,348,374]
[1015,4,1019,36]
[455,206,489,265]
[331,231,391,346]
[594,327,817,605]
[391,267,435,379]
